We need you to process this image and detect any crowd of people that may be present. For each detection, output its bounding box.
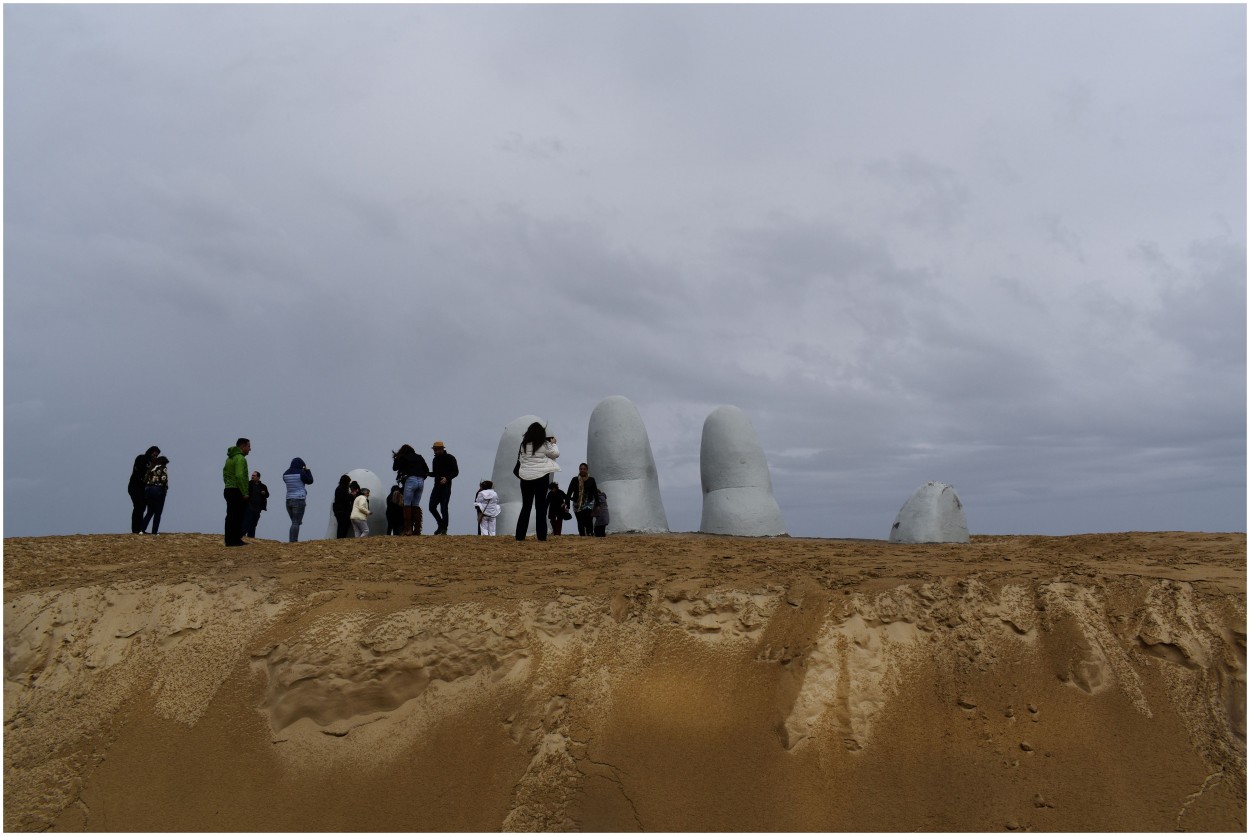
[127,424,611,545]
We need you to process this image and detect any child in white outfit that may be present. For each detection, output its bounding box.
[350,488,372,537]
[474,480,500,536]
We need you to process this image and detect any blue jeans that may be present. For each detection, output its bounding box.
[244,506,263,538]
[286,498,306,542]
[403,476,425,507]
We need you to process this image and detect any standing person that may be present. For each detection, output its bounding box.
[222,439,251,547]
[332,475,354,539]
[392,444,429,535]
[350,487,372,537]
[474,480,500,536]
[244,471,269,539]
[140,456,170,535]
[282,458,314,543]
[514,422,561,542]
[546,481,570,536]
[567,463,599,536]
[428,441,460,535]
[593,490,610,537]
[386,485,405,535]
[129,446,160,534]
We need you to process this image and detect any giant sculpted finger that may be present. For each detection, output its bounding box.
[699,405,787,537]
[586,396,669,534]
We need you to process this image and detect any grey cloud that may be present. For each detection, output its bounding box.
[1050,79,1095,130]
[1143,235,1246,370]
[496,133,572,161]
[862,155,971,231]
[4,4,1243,540]
[1038,213,1087,263]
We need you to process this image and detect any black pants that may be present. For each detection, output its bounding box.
[243,506,263,538]
[129,485,147,534]
[223,488,248,546]
[334,510,351,539]
[516,475,550,541]
[141,486,167,534]
[429,482,452,532]
[574,510,594,536]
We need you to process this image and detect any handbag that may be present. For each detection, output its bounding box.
[512,443,522,478]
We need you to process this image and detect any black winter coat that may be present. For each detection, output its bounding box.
[247,481,269,511]
[566,476,599,511]
[394,452,430,481]
[333,484,353,518]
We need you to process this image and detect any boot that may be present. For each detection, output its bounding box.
[413,508,423,536]
[401,506,414,535]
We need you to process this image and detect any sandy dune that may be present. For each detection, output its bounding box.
[4,531,1245,831]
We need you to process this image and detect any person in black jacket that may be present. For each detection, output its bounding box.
[566,463,599,536]
[546,481,570,536]
[392,444,430,535]
[332,474,354,539]
[243,471,269,538]
[386,485,405,535]
[128,445,160,534]
[428,441,459,535]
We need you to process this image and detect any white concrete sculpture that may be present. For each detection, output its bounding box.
[490,414,547,538]
[323,468,388,538]
[699,405,787,537]
[586,395,670,534]
[888,481,969,544]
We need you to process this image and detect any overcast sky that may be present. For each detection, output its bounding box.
[4,4,1245,540]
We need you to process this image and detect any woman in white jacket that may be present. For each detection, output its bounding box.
[514,422,561,541]
[350,488,372,538]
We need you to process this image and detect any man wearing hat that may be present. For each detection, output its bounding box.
[428,441,459,535]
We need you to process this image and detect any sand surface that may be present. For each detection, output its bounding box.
[4,531,1245,831]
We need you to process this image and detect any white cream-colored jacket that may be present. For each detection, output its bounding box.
[516,441,561,481]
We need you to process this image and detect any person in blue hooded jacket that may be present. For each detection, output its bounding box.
[282,458,314,542]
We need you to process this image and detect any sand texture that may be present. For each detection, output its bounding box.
[4,531,1245,831]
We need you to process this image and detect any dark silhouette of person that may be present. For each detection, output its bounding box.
[428,441,460,535]
[128,445,160,533]
[222,438,251,547]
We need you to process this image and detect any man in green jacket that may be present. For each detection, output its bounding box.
[223,438,251,546]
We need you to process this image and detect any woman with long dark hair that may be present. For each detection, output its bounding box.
[514,421,561,541]
[392,444,429,535]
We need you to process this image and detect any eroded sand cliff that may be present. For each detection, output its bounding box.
[4,532,1245,831]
